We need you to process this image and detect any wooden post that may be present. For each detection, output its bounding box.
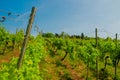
[17,7,36,69]
[95,28,99,80]
[115,33,117,48]
[95,28,98,48]
[114,33,117,80]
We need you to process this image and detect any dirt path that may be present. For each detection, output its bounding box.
[0,49,20,64]
[63,60,85,80]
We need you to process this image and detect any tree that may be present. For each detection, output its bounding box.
[55,33,59,38]
[81,33,84,39]
[60,31,69,38]
[42,32,55,38]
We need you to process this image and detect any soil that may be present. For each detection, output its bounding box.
[0,49,20,64]
[62,60,85,80]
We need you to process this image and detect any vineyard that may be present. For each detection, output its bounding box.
[0,24,120,80]
[0,6,120,80]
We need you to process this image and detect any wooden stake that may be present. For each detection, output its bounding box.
[95,28,98,48]
[114,33,117,80]
[116,33,117,48]
[95,28,99,80]
[17,7,36,69]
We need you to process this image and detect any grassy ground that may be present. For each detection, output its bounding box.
[39,52,120,80]
[0,50,120,80]
[39,53,97,80]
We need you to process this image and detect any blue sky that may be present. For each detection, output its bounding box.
[0,0,120,38]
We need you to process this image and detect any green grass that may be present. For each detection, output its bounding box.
[38,52,120,80]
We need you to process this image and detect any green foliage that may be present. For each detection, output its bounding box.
[15,29,24,47]
[53,38,66,50]
[99,39,115,53]
[0,36,45,80]
[42,32,55,38]
[60,31,69,38]
[76,42,99,65]
[0,27,10,43]
[1,27,120,79]
[0,26,11,54]
[99,69,109,80]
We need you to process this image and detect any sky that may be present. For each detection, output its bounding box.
[0,0,120,38]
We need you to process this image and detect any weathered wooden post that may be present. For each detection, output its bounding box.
[114,33,117,80]
[17,7,36,69]
[95,28,99,80]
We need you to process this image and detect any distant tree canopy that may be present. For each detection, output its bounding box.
[81,33,84,39]
[106,37,112,41]
[42,32,70,38]
[60,31,69,38]
[42,32,55,38]
[41,32,88,39]
[0,25,94,40]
